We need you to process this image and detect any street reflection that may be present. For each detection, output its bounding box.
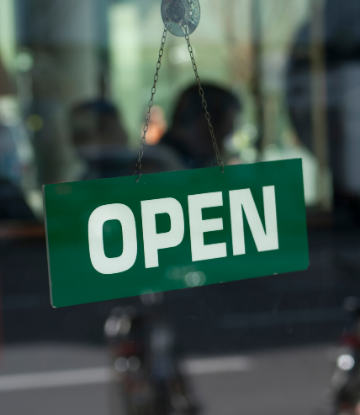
[105,297,200,414]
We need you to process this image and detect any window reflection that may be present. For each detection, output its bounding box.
[0,0,359,414]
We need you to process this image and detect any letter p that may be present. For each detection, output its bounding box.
[141,198,185,268]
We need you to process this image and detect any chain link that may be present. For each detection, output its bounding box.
[134,27,168,181]
[185,30,224,171]
[135,25,224,181]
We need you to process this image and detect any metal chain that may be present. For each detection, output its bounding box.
[135,25,224,182]
[134,27,168,181]
[185,30,224,171]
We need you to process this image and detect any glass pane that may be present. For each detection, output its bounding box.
[0,0,359,414]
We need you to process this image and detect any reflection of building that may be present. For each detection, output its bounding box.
[12,0,110,184]
[15,0,108,104]
[0,0,16,76]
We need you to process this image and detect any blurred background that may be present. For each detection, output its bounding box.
[0,0,360,414]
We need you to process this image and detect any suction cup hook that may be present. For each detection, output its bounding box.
[161,0,201,37]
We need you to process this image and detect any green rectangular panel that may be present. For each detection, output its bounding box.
[44,160,309,307]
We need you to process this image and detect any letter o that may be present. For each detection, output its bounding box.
[88,204,137,274]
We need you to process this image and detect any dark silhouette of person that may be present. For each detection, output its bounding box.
[157,83,241,170]
[70,97,135,180]
[70,90,183,179]
[286,0,360,224]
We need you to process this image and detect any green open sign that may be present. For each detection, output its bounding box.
[44,160,309,308]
